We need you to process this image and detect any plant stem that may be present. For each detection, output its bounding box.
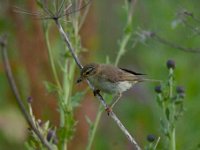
[170,128,176,150]
[114,0,136,66]
[169,68,176,150]
[0,35,52,150]
[115,34,131,66]
[86,105,103,150]
[153,137,160,150]
[60,64,68,150]
[54,19,83,69]
[54,19,141,150]
[44,23,68,150]
[44,23,62,90]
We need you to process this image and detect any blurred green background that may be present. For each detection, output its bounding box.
[0,0,200,150]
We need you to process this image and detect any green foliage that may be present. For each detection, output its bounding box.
[44,81,59,93]
[71,90,87,108]
[154,60,185,150]
[1,0,200,149]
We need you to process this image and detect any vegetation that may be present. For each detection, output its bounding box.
[0,0,200,150]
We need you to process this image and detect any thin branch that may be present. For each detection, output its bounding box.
[56,0,66,17]
[14,0,92,21]
[86,105,103,150]
[115,0,137,66]
[13,6,50,20]
[13,6,43,16]
[78,0,91,31]
[53,19,141,150]
[138,30,200,53]
[153,33,200,53]
[54,19,83,69]
[59,0,92,18]
[0,35,52,150]
[39,0,54,17]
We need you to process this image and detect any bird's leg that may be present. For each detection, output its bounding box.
[93,89,100,96]
[105,93,122,115]
[110,93,122,109]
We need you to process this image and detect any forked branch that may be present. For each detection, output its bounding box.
[54,19,141,150]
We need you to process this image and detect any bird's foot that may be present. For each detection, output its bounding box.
[105,106,112,116]
[93,89,100,96]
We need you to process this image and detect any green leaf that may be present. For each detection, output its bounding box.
[36,0,44,9]
[24,142,35,150]
[63,51,72,58]
[175,99,183,105]
[43,120,50,131]
[71,91,87,108]
[165,108,170,121]
[124,24,132,34]
[43,81,58,93]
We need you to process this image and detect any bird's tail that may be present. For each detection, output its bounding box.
[139,78,162,83]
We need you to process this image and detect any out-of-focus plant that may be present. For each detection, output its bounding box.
[154,59,185,150]
[25,97,58,149]
[0,34,53,150]
[3,0,92,149]
[36,1,91,149]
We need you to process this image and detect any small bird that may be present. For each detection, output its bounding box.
[77,63,159,114]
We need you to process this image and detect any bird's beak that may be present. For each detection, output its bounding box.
[76,77,83,84]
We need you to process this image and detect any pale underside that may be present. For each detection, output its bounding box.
[89,76,138,94]
[88,64,141,94]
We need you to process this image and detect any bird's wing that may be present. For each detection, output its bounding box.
[119,68,145,75]
[119,68,145,82]
[98,65,143,82]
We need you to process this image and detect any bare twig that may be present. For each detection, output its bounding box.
[0,35,52,150]
[13,0,92,20]
[138,30,200,53]
[153,33,200,53]
[54,19,141,150]
[59,0,92,18]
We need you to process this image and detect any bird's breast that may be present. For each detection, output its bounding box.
[116,81,133,93]
[88,76,134,94]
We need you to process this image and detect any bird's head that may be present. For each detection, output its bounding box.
[76,63,98,83]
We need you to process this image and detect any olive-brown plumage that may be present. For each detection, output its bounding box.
[77,63,145,113]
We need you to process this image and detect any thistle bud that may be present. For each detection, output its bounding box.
[47,130,58,144]
[176,86,185,94]
[27,96,33,104]
[155,85,162,93]
[176,86,185,98]
[147,134,156,142]
[166,59,175,69]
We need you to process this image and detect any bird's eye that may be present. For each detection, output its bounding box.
[85,71,90,75]
[84,67,94,76]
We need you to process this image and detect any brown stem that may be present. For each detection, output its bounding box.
[0,35,52,150]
